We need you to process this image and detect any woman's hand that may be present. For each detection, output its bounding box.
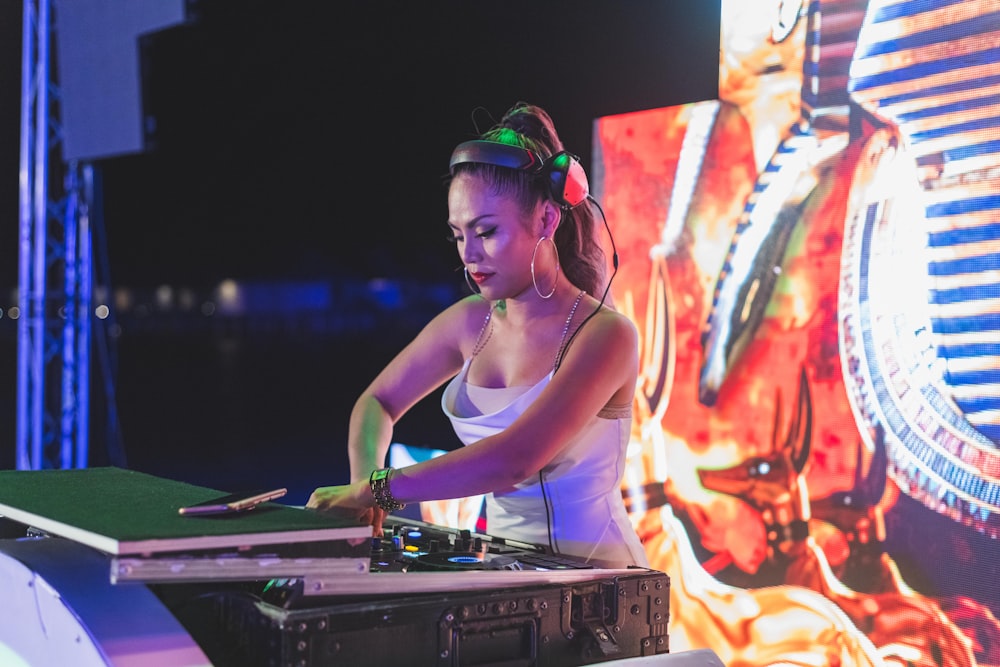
[306,480,387,535]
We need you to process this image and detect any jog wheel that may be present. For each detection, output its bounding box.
[408,551,485,571]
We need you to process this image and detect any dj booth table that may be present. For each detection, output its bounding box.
[0,468,676,666]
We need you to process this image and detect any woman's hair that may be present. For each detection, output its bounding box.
[451,103,607,298]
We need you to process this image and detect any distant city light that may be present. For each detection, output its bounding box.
[178,288,196,310]
[114,288,132,310]
[218,279,238,302]
[216,279,240,315]
[155,285,174,309]
[0,279,457,332]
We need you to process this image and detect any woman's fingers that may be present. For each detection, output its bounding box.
[371,507,387,536]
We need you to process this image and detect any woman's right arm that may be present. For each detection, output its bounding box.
[347,393,397,483]
[345,296,484,483]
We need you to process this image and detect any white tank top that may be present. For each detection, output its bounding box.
[439,300,648,568]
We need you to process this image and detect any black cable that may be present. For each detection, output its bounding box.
[539,470,558,554]
[543,195,618,556]
[553,195,619,372]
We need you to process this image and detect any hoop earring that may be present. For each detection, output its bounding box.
[464,266,480,294]
[531,236,560,299]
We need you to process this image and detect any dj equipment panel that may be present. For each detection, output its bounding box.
[168,568,669,667]
[160,517,671,667]
[0,469,672,667]
[372,516,602,573]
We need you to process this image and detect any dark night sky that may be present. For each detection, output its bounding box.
[1,1,721,491]
[4,1,721,288]
[1,3,20,290]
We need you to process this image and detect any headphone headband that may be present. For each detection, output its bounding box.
[448,139,589,209]
[449,140,542,173]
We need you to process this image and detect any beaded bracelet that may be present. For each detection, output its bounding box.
[369,467,405,512]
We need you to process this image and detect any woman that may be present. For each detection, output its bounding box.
[308,103,648,568]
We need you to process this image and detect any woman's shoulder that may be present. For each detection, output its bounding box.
[441,294,493,321]
[562,299,639,360]
[584,300,639,340]
[426,294,494,336]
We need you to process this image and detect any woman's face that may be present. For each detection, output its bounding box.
[448,172,544,301]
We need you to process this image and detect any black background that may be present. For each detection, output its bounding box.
[0,1,720,501]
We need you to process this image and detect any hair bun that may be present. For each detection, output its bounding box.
[498,103,559,152]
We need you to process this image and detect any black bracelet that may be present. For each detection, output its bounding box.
[369,467,405,512]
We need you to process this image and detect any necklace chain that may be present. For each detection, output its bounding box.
[554,291,586,367]
[471,290,586,361]
[471,305,495,357]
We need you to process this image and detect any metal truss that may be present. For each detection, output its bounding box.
[17,0,92,470]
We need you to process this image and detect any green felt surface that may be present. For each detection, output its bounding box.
[0,467,359,543]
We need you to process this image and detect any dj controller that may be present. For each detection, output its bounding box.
[161,516,672,666]
[370,516,598,574]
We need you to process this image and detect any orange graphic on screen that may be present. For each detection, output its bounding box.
[601,0,1000,664]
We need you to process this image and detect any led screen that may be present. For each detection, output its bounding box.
[592,0,1000,663]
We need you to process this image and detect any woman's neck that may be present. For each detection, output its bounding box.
[497,278,584,325]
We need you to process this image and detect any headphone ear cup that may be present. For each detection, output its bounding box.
[544,152,589,208]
